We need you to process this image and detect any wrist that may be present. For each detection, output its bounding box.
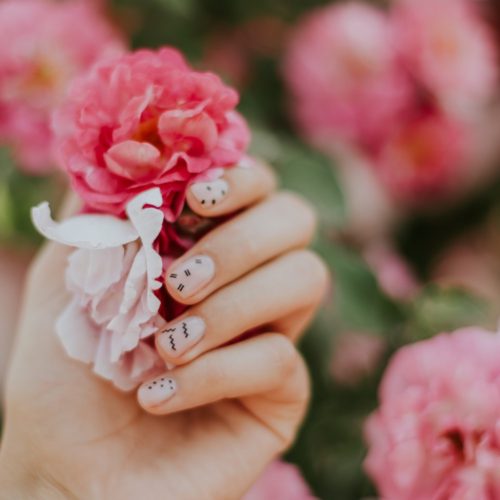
[0,453,69,500]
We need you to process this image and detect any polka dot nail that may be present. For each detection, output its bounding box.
[190,179,229,207]
[139,375,177,407]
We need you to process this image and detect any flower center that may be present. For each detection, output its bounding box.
[443,429,465,461]
[132,117,163,151]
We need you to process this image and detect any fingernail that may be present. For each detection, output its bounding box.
[158,317,206,357]
[138,375,176,407]
[167,255,215,298]
[190,179,229,207]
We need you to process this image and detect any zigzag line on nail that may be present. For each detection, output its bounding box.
[182,322,189,338]
[168,334,176,351]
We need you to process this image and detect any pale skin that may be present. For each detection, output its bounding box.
[0,163,329,500]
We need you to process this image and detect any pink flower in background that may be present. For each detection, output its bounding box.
[365,327,500,499]
[393,0,498,114]
[53,48,250,218]
[330,332,385,386]
[374,111,471,204]
[364,242,420,301]
[284,2,412,151]
[432,230,500,308]
[0,0,124,173]
[244,461,316,500]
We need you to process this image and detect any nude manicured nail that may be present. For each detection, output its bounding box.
[139,375,176,407]
[158,317,206,357]
[190,179,229,207]
[167,255,215,298]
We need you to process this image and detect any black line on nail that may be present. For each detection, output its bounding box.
[184,269,191,277]
[169,273,178,279]
[195,258,202,264]
[168,334,176,351]
[177,284,185,292]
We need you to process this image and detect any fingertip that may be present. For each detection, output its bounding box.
[138,373,177,413]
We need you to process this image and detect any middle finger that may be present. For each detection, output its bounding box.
[165,192,316,305]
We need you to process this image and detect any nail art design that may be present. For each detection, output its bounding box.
[190,179,229,207]
[158,317,206,357]
[167,255,215,298]
[139,375,176,407]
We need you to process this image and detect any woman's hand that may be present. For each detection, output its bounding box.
[0,162,329,500]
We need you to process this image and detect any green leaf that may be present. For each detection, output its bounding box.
[404,285,493,341]
[151,0,194,17]
[315,238,404,334]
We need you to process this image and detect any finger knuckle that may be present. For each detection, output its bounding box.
[289,250,331,301]
[276,191,317,234]
[275,191,317,238]
[267,334,299,376]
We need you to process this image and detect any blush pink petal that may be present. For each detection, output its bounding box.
[105,141,163,181]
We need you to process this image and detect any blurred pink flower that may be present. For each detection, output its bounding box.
[244,460,316,500]
[365,326,500,500]
[0,0,124,173]
[393,0,498,115]
[53,47,250,217]
[433,231,500,308]
[284,2,412,150]
[374,110,471,204]
[330,332,385,386]
[364,242,420,301]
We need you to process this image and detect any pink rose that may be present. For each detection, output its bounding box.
[373,110,471,204]
[284,2,412,151]
[53,48,250,218]
[0,0,124,173]
[365,327,500,499]
[393,0,498,115]
[244,461,316,500]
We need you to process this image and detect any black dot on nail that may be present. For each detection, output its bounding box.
[212,199,216,205]
[153,381,157,384]
[148,386,152,390]
[207,186,212,191]
[222,190,226,195]
[201,200,206,204]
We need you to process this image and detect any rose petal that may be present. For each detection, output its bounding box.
[126,188,164,311]
[105,140,163,180]
[31,202,138,249]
